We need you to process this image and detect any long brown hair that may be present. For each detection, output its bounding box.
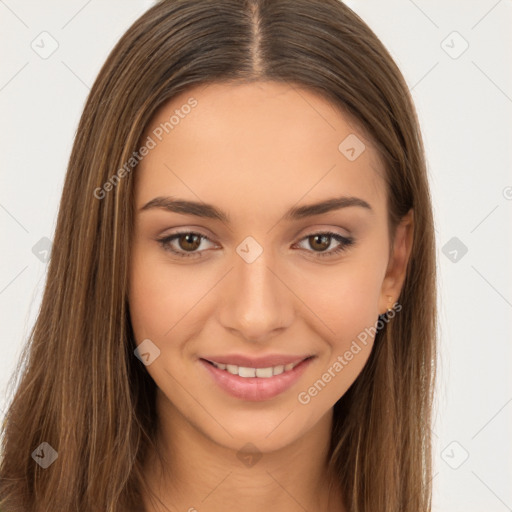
[0,1,437,510]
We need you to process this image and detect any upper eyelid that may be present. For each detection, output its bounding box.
[160,229,350,241]
[159,230,352,251]
[162,231,216,246]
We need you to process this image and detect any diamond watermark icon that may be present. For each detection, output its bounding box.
[442,236,468,263]
[338,134,366,161]
[236,236,263,264]
[134,338,161,366]
[32,237,52,263]
[32,442,58,469]
[237,442,262,468]
[31,31,59,59]
[441,31,469,60]
[441,440,469,470]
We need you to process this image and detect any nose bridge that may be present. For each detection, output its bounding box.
[218,241,293,341]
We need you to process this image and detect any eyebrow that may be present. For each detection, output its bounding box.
[139,195,373,222]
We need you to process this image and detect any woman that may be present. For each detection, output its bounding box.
[0,1,437,511]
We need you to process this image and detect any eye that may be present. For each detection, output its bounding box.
[156,231,215,259]
[156,230,355,259]
[295,231,354,258]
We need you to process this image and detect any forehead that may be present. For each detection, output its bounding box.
[135,81,387,219]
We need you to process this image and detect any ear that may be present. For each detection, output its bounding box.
[378,208,414,315]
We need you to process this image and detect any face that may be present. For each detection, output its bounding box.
[128,81,411,454]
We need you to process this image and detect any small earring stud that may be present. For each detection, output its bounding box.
[387,295,393,314]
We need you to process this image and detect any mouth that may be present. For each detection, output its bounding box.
[199,355,315,401]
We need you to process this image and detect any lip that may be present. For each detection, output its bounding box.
[200,353,312,368]
[199,355,315,401]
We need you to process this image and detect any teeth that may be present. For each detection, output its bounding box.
[256,367,273,378]
[239,366,256,378]
[211,360,302,378]
[226,364,238,375]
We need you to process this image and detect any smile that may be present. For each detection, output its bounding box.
[199,356,315,401]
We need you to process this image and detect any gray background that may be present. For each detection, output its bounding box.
[1,1,511,510]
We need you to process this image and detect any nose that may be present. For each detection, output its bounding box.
[217,247,295,343]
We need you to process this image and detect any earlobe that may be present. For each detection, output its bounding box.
[378,209,414,315]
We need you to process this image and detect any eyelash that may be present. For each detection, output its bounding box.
[156,230,355,259]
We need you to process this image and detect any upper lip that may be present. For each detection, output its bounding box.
[201,354,313,368]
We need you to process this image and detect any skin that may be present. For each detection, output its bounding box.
[128,81,413,512]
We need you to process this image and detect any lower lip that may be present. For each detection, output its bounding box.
[199,357,314,401]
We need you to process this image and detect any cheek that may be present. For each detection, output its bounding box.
[291,255,386,400]
[296,259,384,340]
[128,245,211,341]
[291,266,383,409]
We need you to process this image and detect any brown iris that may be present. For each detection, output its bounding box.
[308,234,331,252]
[178,233,202,252]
